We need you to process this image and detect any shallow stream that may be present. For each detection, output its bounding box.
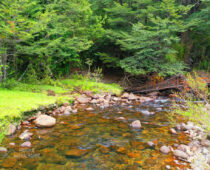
[0,97,190,169]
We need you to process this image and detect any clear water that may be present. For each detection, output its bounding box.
[0,97,189,169]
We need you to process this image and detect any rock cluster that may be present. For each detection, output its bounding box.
[160,121,210,169]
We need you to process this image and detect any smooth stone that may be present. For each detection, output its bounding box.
[72,109,77,113]
[147,141,155,147]
[173,149,188,159]
[35,115,56,128]
[166,165,171,170]
[6,123,16,136]
[64,111,71,116]
[21,141,31,147]
[9,143,15,146]
[160,146,170,154]
[130,120,142,129]
[86,107,94,111]
[0,147,7,152]
[169,128,177,134]
[76,96,91,104]
[141,110,154,116]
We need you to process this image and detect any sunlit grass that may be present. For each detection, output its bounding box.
[0,89,57,119]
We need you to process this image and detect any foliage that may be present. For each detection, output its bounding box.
[171,72,209,130]
[0,0,209,79]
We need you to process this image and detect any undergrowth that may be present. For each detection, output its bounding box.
[170,72,210,130]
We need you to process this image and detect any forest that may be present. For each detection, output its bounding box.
[0,0,209,169]
[0,0,209,82]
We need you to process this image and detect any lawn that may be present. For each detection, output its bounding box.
[0,89,57,119]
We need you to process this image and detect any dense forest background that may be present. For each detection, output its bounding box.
[0,0,209,83]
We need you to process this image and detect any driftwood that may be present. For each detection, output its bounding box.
[126,75,186,93]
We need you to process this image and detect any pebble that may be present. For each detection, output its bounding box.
[20,141,31,147]
[9,143,15,146]
[130,120,141,129]
[0,147,7,153]
[166,165,171,169]
[86,107,94,111]
[147,141,155,147]
[169,128,177,134]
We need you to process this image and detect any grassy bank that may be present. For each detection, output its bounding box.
[0,78,122,142]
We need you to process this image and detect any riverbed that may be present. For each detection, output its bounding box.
[0,97,190,169]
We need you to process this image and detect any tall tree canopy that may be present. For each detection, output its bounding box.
[0,0,209,82]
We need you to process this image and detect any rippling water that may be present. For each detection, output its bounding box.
[0,97,190,169]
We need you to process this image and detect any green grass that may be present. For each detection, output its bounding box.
[0,89,57,119]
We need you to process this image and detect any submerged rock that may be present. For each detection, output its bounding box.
[65,149,88,158]
[35,115,56,128]
[147,141,155,147]
[6,124,16,136]
[19,130,33,140]
[130,120,141,129]
[160,146,170,154]
[1,158,17,168]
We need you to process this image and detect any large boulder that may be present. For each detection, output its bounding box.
[35,115,56,128]
[130,120,141,129]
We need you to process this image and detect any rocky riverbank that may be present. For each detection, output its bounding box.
[1,91,209,169]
